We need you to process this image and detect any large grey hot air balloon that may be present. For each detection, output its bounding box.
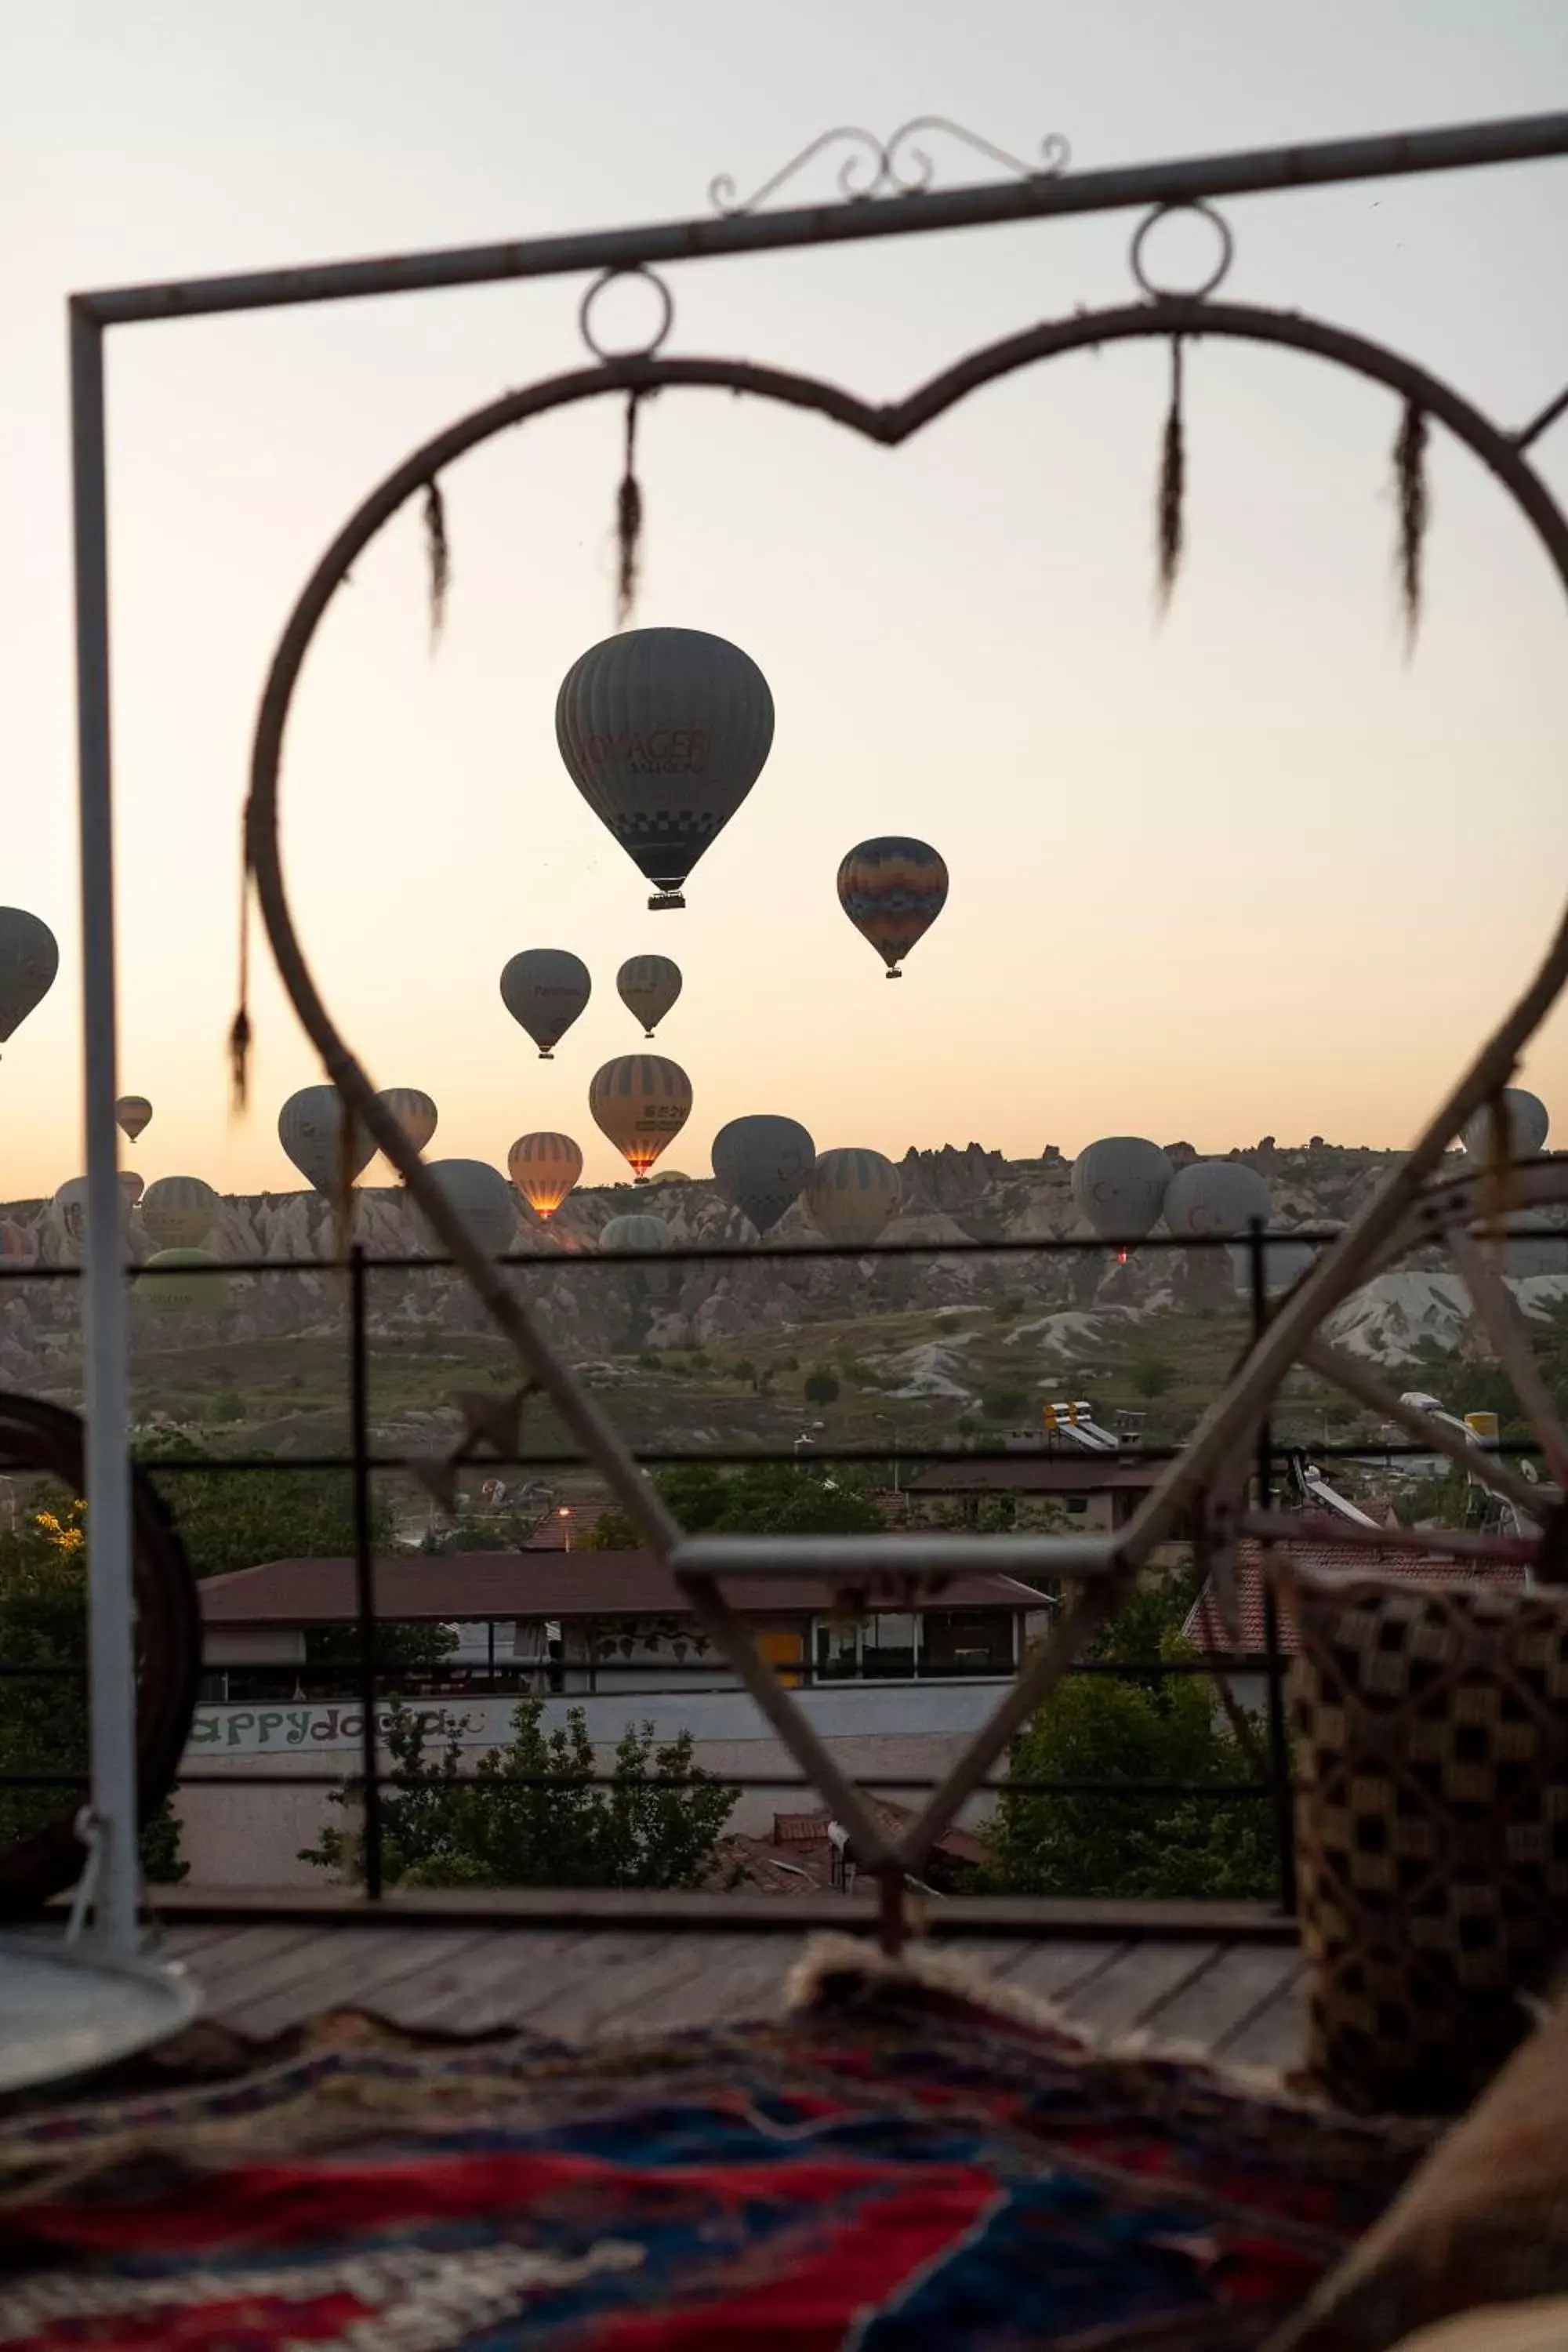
[1070,1137,1174,1242]
[141,1175,219,1251]
[0,909,58,1047]
[1463,1088,1549,1161]
[1163,1159,1272,1238]
[616,954,682,1038]
[599,1213,670,1253]
[499,949,591,1059]
[805,1148,901,1248]
[712,1114,816,1237]
[278,1085,376,1196]
[589,1056,692,1181]
[376,1087,438,1155]
[54,1175,129,1259]
[556,629,775,909]
[508,1131,583,1221]
[115,1094,153,1143]
[423,1159,517,1259]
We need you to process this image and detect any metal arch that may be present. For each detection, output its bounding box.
[241,293,1568,1889]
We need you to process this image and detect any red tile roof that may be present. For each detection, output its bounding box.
[905,1457,1162,1495]
[522,1503,606,1550]
[1181,1537,1528,1657]
[197,1552,1038,1627]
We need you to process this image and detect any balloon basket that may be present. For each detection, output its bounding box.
[539,1051,554,1061]
[0,1936,200,2093]
[647,891,685,911]
[885,968,902,979]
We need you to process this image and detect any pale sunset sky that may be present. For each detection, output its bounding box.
[2,2,1566,1196]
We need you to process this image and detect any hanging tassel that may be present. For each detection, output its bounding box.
[615,391,644,628]
[423,477,450,650]
[228,857,252,1114]
[1155,336,1185,615]
[1394,400,1428,657]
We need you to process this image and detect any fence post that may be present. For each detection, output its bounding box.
[1247,1218,1296,1913]
[349,1244,383,1900]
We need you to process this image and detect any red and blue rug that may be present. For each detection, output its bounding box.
[0,1943,1429,2348]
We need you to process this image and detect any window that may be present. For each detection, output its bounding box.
[921,1612,1016,1678]
[815,1619,860,1680]
[861,1613,916,1679]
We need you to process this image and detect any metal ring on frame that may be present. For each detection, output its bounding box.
[578,265,676,361]
[1131,201,1236,303]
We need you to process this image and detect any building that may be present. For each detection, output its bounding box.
[903,1454,1167,1534]
[183,1552,1053,1889]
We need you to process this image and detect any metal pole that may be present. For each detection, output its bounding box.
[348,1245,382,1899]
[68,300,140,1962]
[1248,1219,1296,1914]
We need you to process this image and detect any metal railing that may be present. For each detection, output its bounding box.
[0,1212,1536,1918]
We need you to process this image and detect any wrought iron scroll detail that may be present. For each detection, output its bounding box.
[710,118,1070,215]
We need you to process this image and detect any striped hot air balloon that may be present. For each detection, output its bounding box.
[836,837,948,977]
[556,630,775,909]
[616,954,682,1038]
[711,1114,815,1237]
[376,1087,438,1155]
[115,1094,153,1143]
[589,1056,692,1181]
[804,1148,901,1247]
[508,1132,584,1221]
[599,1213,670,1252]
[140,1175,219,1252]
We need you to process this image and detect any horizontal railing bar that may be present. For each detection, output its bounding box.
[76,111,1568,326]
[673,1531,1118,1577]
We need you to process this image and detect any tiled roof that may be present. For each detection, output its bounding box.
[198,1552,1036,1627]
[1181,1537,1528,1657]
[905,1457,1162,1495]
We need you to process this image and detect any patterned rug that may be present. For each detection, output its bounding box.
[0,1939,1432,2349]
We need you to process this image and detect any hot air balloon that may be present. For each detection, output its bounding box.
[278,1085,376,1196]
[115,1095,153,1143]
[556,628,775,909]
[589,1056,692,1181]
[1163,1160,1272,1238]
[118,1171,145,1207]
[137,1249,230,1317]
[616,953,682,1038]
[1462,1089,1549,1161]
[376,1087,438,1155]
[712,1114,816,1237]
[53,1179,91,1251]
[499,949,591,1060]
[423,1159,517,1260]
[141,1175,219,1251]
[508,1131,584,1221]
[646,1169,691,1185]
[836,838,948,978]
[0,909,58,1047]
[805,1148,902,1247]
[599,1214,670,1252]
[1070,1138,1174,1242]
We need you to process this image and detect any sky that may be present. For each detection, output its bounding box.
[2,1,1566,1200]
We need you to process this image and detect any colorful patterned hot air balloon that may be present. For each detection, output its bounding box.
[278,1086,376,1196]
[599,1214,670,1252]
[1070,1138,1174,1242]
[616,954,682,1039]
[712,1114,816,1237]
[499,949,591,1060]
[805,1148,901,1247]
[1463,1088,1549,1161]
[836,837,948,977]
[422,1159,518,1260]
[0,909,58,1047]
[589,1056,692,1181]
[376,1087,438,1155]
[137,1249,230,1316]
[115,1095,153,1143]
[140,1176,219,1252]
[508,1132,584,1221]
[556,630,775,909]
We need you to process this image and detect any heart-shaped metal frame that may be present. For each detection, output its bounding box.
[242,295,1568,1940]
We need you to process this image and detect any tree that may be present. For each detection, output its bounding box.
[301,1695,736,1891]
[803,1367,840,1406]
[1129,1356,1177,1401]
[0,1497,188,1882]
[978,1382,1027,1423]
[582,1461,885,1550]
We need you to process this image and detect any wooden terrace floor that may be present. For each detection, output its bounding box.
[148,1915,1307,2067]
